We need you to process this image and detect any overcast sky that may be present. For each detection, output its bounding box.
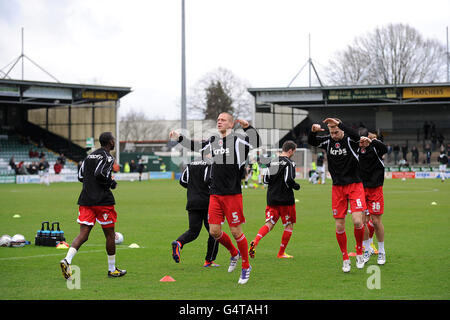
[0,0,449,120]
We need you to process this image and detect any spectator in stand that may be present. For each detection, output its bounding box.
[39,150,45,159]
[401,144,408,162]
[430,122,436,138]
[393,144,400,164]
[431,133,437,152]
[57,153,66,167]
[54,160,63,174]
[399,158,409,168]
[424,144,432,165]
[17,161,26,175]
[9,156,17,173]
[385,143,392,163]
[411,146,419,165]
[27,162,39,174]
[130,159,137,173]
[29,148,39,158]
[423,121,430,140]
[447,143,450,157]
[437,132,444,150]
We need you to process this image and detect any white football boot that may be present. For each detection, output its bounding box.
[356,255,365,269]
[228,252,241,272]
[342,259,351,273]
[377,252,386,265]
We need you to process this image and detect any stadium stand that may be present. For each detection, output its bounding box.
[0,132,78,176]
[0,79,131,183]
[248,83,450,168]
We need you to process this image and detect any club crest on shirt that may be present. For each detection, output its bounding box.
[335,143,340,148]
[103,213,109,220]
[361,148,366,154]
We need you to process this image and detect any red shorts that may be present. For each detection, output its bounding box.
[332,183,366,219]
[77,205,117,229]
[265,205,296,226]
[364,186,384,215]
[208,194,245,227]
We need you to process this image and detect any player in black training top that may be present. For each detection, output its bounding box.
[249,140,300,259]
[169,112,261,284]
[438,151,448,182]
[308,118,371,272]
[60,132,126,280]
[358,129,388,265]
[171,157,220,267]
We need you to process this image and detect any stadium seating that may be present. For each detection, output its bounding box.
[381,127,449,165]
[0,133,78,175]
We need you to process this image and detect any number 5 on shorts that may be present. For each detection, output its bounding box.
[231,212,239,223]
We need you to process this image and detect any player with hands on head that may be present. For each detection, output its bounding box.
[308,118,368,273]
[359,130,388,265]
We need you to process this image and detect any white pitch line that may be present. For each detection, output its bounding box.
[0,246,138,261]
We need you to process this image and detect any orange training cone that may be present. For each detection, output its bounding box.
[160,275,175,282]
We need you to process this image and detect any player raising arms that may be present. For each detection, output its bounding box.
[169,112,261,284]
[358,130,388,265]
[308,118,370,272]
[249,140,300,259]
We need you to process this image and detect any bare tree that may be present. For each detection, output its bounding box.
[188,67,253,120]
[326,24,446,85]
[120,109,166,141]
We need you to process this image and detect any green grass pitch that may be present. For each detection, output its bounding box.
[0,178,449,300]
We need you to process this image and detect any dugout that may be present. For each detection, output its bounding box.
[248,83,450,163]
[0,79,132,162]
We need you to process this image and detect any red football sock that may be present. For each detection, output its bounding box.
[354,225,365,255]
[253,225,270,246]
[367,220,375,239]
[336,229,349,260]
[278,228,293,256]
[216,231,239,257]
[235,234,250,269]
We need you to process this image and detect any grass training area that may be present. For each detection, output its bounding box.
[0,178,449,300]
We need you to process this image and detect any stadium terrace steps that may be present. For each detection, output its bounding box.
[0,133,78,175]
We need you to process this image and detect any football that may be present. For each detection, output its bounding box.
[115,232,124,244]
[0,234,12,247]
[10,234,26,247]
